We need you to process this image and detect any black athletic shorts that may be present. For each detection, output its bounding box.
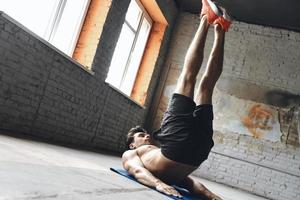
[152,93,214,166]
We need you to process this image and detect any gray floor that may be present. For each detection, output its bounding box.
[0,133,267,200]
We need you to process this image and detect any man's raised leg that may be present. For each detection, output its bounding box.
[174,16,210,99]
[195,23,225,105]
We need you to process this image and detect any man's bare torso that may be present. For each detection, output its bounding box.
[125,144,198,184]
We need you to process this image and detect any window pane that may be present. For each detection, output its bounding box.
[50,0,90,55]
[106,24,135,88]
[0,0,59,38]
[120,17,151,95]
[125,0,142,31]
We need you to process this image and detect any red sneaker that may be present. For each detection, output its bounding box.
[214,7,232,32]
[200,0,222,24]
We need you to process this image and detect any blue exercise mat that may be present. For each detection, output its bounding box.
[110,168,204,200]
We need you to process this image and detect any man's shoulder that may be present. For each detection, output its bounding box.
[122,149,137,160]
[122,145,159,160]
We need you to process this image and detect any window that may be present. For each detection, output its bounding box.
[106,0,152,96]
[0,0,90,56]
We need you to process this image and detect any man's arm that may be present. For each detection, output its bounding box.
[122,150,182,198]
[179,176,222,200]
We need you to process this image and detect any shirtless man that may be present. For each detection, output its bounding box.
[122,0,231,199]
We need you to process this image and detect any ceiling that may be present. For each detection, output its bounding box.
[174,0,300,32]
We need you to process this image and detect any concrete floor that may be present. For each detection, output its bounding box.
[0,133,268,200]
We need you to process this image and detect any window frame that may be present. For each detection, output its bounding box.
[48,0,91,55]
[106,0,153,96]
[0,0,90,56]
[43,0,67,41]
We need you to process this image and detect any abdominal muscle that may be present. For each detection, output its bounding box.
[137,145,198,184]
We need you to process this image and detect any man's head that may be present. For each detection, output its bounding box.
[126,126,152,150]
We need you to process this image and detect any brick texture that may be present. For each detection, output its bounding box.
[152,12,300,200]
[0,0,178,153]
[73,0,112,69]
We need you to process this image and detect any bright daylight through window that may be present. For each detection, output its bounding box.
[106,0,152,96]
[0,0,90,56]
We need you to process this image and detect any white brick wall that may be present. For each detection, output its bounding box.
[193,131,300,200]
[154,12,300,200]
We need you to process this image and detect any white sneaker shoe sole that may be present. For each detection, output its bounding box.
[206,0,222,17]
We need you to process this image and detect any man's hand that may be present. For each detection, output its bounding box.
[156,181,183,198]
[122,150,182,198]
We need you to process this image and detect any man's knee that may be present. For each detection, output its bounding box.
[179,71,197,87]
[175,72,197,97]
[199,76,215,93]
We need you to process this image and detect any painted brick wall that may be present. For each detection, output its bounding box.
[0,0,178,153]
[152,12,300,200]
[73,0,112,69]
[194,132,300,200]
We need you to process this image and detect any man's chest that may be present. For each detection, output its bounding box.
[137,145,161,167]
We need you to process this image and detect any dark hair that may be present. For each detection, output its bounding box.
[126,126,147,150]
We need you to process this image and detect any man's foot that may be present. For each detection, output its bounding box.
[200,0,222,24]
[214,7,232,32]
